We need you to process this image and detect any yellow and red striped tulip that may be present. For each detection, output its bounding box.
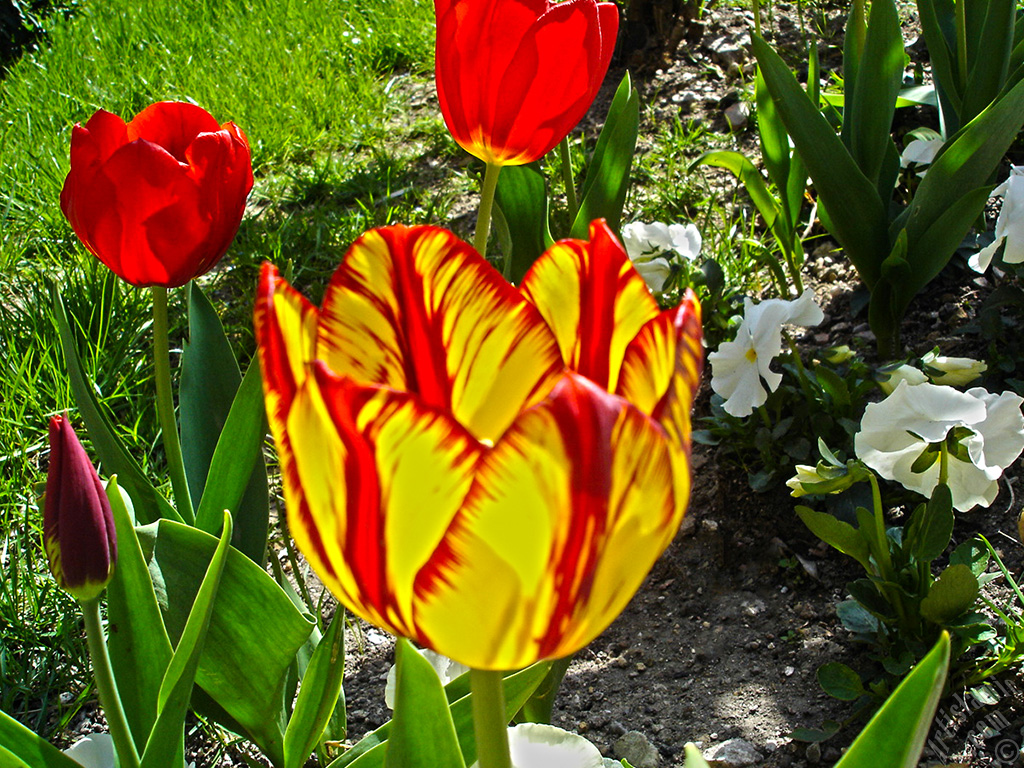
[254,220,702,670]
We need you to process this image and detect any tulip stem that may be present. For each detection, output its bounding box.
[471,669,513,768]
[559,137,578,223]
[475,162,502,266]
[82,598,141,768]
[151,286,194,525]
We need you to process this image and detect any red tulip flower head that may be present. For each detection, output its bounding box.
[434,0,619,166]
[60,101,253,288]
[43,416,118,603]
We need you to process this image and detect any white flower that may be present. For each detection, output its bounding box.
[970,165,1024,272]
[877,363,928,394]
[471,724,607,768]
[920,350,986,387]
[63,734,116,768]
[854,381,1024,511]
[621,221,702,292]
[899,138,944,169]
[384,648,469,708]
[708,289,824,417]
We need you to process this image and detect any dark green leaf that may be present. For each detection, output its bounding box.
[51,283,180,525]
[797,506,871,568]
[904,484,953,562]
[0,711,83,767]
[818,662,865,700]
[494,162,552,284]
[571,72,640,239]
[837,599,880,634]
[920,564,980,625]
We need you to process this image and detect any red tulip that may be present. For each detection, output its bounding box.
[434,0,619,166]
[60,101,253,288]
[43,416,117,602]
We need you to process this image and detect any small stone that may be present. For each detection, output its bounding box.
[614,731,660,768]
[704,738,763,767]
[724,101,750,130]
[805,742,822,764]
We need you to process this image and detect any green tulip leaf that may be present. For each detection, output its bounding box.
[571,71,640,240]
[182,282,269,563]
[192,359,269,563]
[751,35,889,288]
[51,283,181,525]
[494,162,553,284]
[683,743,712,768]
[104,476,174,755]
[835,633,950,768]
[960,0,1016,126]
[327,663,552,768]
[140,512,233,768]
[284,609,347,768]
[138,518,315,765]
[0,710,83,767]
[383,639,466,768]
[690,150,783,234]
[920,564,980,625]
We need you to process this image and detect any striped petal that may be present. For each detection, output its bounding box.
[413,372,681,670]
[283,363,484,639]
[316,225,562,442]
[520,220,659,393]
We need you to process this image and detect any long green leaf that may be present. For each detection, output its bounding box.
[383,639,466,768]
[844,0,903,192]
[192,361,269,562]
[916,0,962,130]
[140,512,233,768]
[139,519,314,765]
[284,610,347,768]
[494,163,552,284]
[182,282,270,563]
[836,632,949,768]
[104,477,174,755]
[752,35,889,287]
[961,0,1015,123]
[327,663,551,768]
[903,77,1024,247]
[51,283,180,525]
[691,151,782,228]
[0,710,82,768]
[570,72,640,239]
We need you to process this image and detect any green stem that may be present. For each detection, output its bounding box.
[938,441,950,487]
[471,669,512,768]
[786,337,816,402]
[151,286,194,525]
[474,162,503,265]
[558,137,578,224]
[82,598,141,768]
[868,473,895,581]
[751,0,762,38]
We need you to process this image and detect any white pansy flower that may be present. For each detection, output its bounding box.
[970,165,1024,272]
[471,724,607,768]
[920,349,986,387]
[899,138,944,169]
[384,648,469,708]
[708,289,824,417]
[63,734,195,768]
[855,381,1024,511]
[877,363,928,394]
[621,221,702,292]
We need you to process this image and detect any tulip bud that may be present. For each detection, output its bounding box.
[43,416,117,602]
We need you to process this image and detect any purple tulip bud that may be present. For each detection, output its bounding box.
[43,416,117,601]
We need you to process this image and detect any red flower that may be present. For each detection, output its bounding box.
[60,101,253,288]
[434,0,619,166]
[43,416,117,602]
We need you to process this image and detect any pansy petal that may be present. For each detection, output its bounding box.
[520,220,659,392]
[414,373,679,669]
[285,364,484,639]
[316,225,561,442]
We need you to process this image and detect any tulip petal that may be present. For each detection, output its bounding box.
[414,373,680,669]
[127,101,223,163]
[316,225,562,442]
[521,220,659,393]
[254,262,320,432]
[284,364,484,638]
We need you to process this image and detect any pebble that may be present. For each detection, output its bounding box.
[704,738,763,767]
[614,731,660,768]
[724,100,750,130]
